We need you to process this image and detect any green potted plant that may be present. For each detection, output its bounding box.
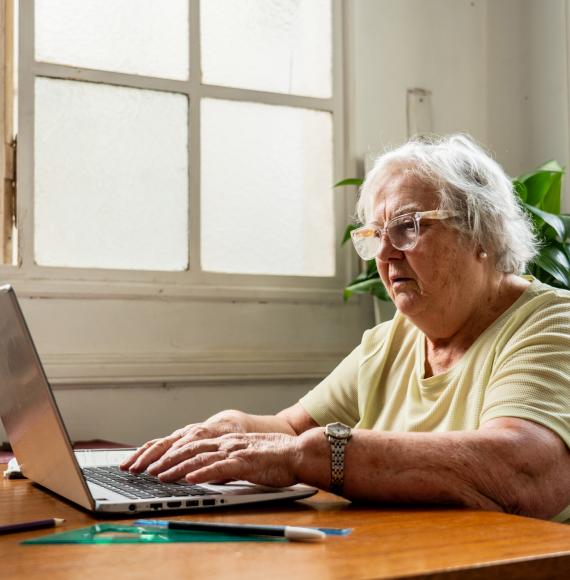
[514,161,570,289]
[336,160,570,304]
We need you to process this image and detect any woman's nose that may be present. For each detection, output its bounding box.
[376,231,404,262]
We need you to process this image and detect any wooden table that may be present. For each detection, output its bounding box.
[2,464,570,579]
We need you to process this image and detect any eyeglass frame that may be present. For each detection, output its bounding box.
[350,209,458,260]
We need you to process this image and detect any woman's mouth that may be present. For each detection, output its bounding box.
[390,277,415,289]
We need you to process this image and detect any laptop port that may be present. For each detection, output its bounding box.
[202,499,216,506]
[150,503,163,510]
[186,500,199,507]
[167,501,182,508]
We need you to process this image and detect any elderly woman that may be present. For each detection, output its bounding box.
[122,134,570,521]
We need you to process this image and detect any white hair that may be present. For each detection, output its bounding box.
[356,133,539,274]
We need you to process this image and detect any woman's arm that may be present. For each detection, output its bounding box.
[221,403,318,435]
[295,416,570,519]
[276,403,320,434]
[150,415,570,520]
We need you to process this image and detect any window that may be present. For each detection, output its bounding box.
[9,0,346,294]
[0,1,362,389]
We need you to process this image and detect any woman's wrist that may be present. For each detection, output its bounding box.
[293,426,330,489]
[207,410,278,433]
[206,409,250,432]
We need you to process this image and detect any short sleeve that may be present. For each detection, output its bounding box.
[480,299,570,448]
[298,344,361,427]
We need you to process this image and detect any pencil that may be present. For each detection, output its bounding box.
[0,518,65,535]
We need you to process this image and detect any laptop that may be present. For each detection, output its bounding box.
[0,284,317,514]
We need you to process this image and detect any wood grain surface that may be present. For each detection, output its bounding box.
[2,464,570,579]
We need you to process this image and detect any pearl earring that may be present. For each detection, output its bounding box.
[479,250,488,259]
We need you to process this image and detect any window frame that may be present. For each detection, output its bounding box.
[0,0,15,265]
[4,0,356,305]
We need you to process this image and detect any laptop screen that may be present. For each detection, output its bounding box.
[0,284,94,509]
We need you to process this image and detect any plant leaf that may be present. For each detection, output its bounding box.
[532,246,570,288]
[522,171,559,209]
[371,283,391,301]
[351,267,378,283]
[547,242,570,269]
[513,179,527,203]
[538,160,564,173]
[559,214,570,241]
[551,241,570,265]
[344,278,389,300]
[366,259,379,275]
[542,172,562,215]
[517,160,564,183]
[524,203,566,240]
[334,178,363,188]
[524,204,567,240]
[341,224,359,245]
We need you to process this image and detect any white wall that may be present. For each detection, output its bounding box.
[0,293,370,445]
[349,0,488,162]
[54,382,313,445]
[487,0,569,207]
[522,0,570,210]
[350,0,570,209]
[486,0,529,176]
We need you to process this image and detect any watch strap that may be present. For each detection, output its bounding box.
[329,437,347,494]
[325,422,352,495]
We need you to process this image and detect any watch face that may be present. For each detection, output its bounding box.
[326,422,351,439]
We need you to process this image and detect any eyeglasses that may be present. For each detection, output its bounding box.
[350,210,457,260]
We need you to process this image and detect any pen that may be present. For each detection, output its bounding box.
[134,519,326,542]
[0,518,65,536]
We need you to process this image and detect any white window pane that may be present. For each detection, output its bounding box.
[35,0,189,80]
[201,99,334,277]
[34,78,188,271]
[201,0,332,98]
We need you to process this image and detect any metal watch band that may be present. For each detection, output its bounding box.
[325,422,352,495]
[329,437,347,494]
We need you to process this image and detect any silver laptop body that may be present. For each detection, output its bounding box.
[0,284,317,513]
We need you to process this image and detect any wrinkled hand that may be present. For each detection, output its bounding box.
[147,432,300,488]
[120,411,247,474]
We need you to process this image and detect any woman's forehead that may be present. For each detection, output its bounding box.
[372,170,439,218]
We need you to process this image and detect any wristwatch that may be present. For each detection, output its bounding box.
[325,422,352,495]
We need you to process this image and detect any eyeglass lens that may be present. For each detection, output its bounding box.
[389,215,417,250]
[352,215,418,259]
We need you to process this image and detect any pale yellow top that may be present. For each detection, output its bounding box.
[299,278,570,521]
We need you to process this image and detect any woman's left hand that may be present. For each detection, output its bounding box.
[146,432,300,487]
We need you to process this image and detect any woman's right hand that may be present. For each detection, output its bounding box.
[119,410,248,473]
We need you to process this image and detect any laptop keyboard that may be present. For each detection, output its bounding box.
[82,465,220,500]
